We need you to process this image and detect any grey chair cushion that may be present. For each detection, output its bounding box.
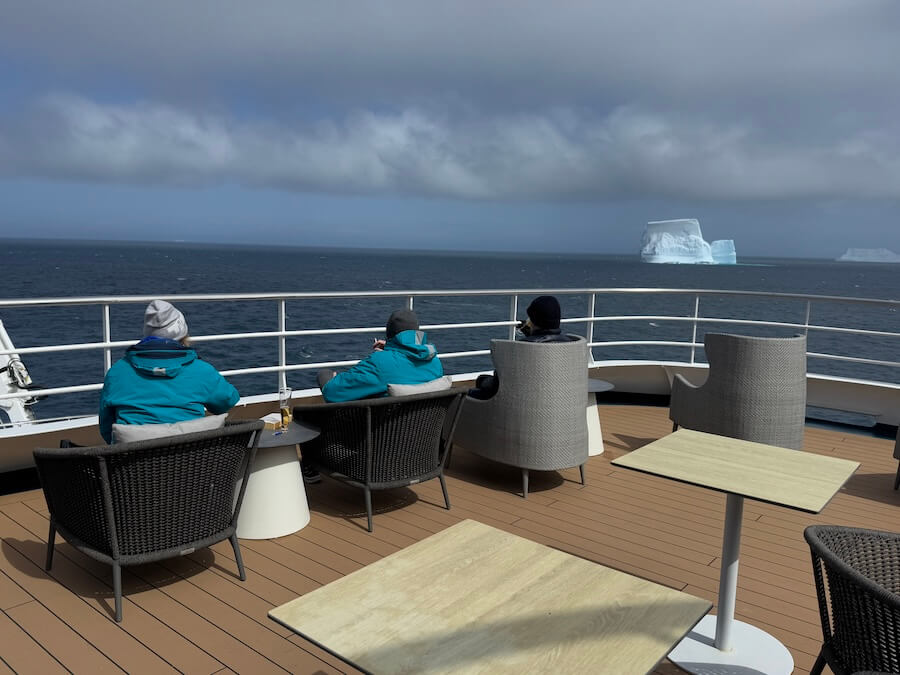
[112,413,227,443]
[387,376,453,397]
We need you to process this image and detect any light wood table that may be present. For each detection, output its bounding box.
[269,519,711,674]
[612,428,859,674]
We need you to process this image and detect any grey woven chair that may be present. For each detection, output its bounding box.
[669,333,807,449]
[34,420,263,622]
[804,525,900,675]
[452,336,588,498]
[294,388,465,532]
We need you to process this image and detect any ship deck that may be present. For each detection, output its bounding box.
[1,403,897,674]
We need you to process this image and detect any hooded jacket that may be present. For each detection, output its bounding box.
[321,329,443,403]
[98,336,240,443]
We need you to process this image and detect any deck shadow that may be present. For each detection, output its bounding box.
[445,447,567,496]
[305,479,426,531]
[837,471,900,507]
[603,432,658,453]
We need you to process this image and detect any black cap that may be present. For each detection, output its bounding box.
[526,296,561,329]
[386,309,419,339]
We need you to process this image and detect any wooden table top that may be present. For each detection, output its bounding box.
[269,519,710,674]
[611,428,859,513]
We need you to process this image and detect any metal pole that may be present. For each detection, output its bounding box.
[508,295,519,340]
[102,304,112,373]
[406,295,414,310]
[715,493,744,650]
[803,301,811,336]
[690,295,700,364]
[278,300,287,391]
[586,293,596,364]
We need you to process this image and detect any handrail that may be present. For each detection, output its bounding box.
[1,288,898,404]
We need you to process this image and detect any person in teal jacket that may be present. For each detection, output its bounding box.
[318,309,444,403]
[98,300,239,443]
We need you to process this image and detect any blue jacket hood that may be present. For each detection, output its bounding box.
[385,329,437,362]
[125,336,196,378]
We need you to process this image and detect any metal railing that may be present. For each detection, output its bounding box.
[1,287,899,404]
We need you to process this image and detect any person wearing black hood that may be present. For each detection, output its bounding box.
[467,295,578,400]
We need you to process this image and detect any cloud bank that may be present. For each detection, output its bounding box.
[2,95,899,201]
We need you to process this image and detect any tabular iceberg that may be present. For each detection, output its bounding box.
[640,219,736,264]
[837,248,900,263]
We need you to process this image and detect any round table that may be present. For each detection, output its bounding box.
[236,420,320,540]
[587,379,614,456]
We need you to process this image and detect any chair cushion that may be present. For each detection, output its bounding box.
[387,376,453,397]
[112,413,227,443]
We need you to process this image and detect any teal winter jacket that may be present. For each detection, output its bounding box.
[98,337,240,443]
[321,329,443,403]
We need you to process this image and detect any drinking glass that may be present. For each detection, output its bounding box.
[279,386,293,429]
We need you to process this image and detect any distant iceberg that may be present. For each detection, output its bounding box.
[837,248,900,263]
[640,219,736,264]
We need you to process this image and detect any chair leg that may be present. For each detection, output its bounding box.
[894,461,900,490]
[439,473,451,510]
[579,464,586,485]
[230,533,247,581]
[444,446,454,469]
[45,521,56,570]
[364,487,374,532]
[672,422,679,432]
[809,650,826,675]
[112,563,123,622]
[521,469,529,499]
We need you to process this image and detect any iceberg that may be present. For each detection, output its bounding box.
[710,239,737,265]
[640,219,714,264]
[836,248,900,263]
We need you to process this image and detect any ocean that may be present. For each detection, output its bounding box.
[2,239,898,421]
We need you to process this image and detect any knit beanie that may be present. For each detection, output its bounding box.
[386,309,419,339]
[526,296,561,329]
[143,300,189,341]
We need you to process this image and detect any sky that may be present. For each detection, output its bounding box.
[0,1,899,257]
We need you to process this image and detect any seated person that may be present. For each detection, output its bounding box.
[302,309,443,483]
[98,300,240,443]
[468,295,578,401]
[317,308,443,402]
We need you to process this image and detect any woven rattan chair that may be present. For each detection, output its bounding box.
[804,525,900,675]
[892,428,900,490]
[452,336,589,498]
[294,388,465,532]
[34,420,263,622]
[669,333,807,449]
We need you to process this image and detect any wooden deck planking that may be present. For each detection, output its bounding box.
[0,404,895,674]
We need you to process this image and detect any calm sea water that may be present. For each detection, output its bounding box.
[2,239,898,420]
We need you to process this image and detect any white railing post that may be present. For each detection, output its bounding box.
[690,295,700,364]
[586,293,596,364]
[102,304,112,373]
[278,299,287,391]
[406,295,414,310]
[803,301,811,336]
[508,295,519,340]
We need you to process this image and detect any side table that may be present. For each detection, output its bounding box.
[236,420,320,540]
[587,378,614,456]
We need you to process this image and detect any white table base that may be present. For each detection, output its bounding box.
[668,614,793,674]
[236,444,311,539]
[669,493,793,674]
[587,393,605,456]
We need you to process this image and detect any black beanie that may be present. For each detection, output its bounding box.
[386,309,419,339]
[526,296,561,329]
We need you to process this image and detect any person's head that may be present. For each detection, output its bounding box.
[386,308,419,340]
[143,299,190,345]
[520,295,561,335]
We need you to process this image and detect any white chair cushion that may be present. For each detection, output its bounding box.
[387,376,453,397]
[112,413,227,443]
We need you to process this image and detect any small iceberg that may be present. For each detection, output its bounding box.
[640,219,737,264]
[836,248,900,263]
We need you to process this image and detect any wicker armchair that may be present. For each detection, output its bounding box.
[294,388,465,532]
[452,336,588,498]
[893,428,900,490]
[34,420,263,622]
[804,525,900,675]
[669,333,807,449]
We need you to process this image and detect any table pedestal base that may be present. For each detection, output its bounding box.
[667,615,793,674]
[236,444,310,540]
[587,393,604,456]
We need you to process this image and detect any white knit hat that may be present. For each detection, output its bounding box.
[143,300,189,341]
